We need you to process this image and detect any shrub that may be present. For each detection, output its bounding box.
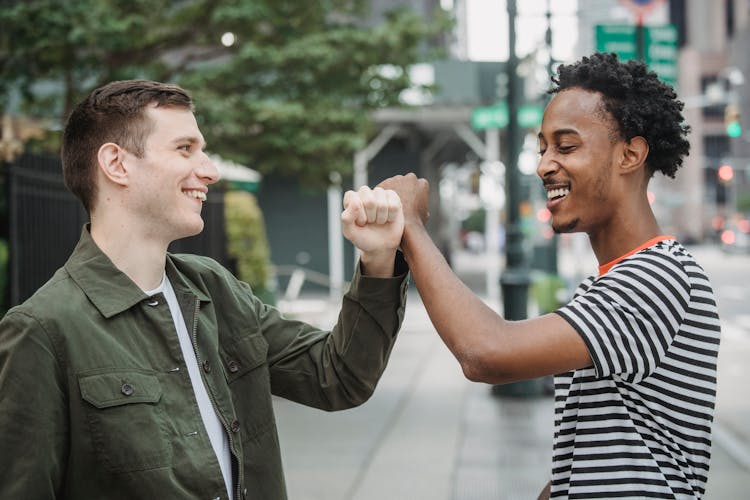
[224,190,275,304]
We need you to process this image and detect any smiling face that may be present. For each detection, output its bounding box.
[123,105,219,242]
[537,88,626,236]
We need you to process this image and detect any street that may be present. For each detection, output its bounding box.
[273,242,750,499]
[693,245,750,497]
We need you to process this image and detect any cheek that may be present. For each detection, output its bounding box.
[585,158,613,203]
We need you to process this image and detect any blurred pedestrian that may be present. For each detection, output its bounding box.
[0,80,408,500]
[381,53,720,499]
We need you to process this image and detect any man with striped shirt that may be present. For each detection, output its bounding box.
[379,52,720,499]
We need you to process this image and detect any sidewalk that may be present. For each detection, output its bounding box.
[273,292,552,500]
[272,246,749,499]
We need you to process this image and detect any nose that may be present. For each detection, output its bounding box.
[536,151,559,180]
[198,152,220,185]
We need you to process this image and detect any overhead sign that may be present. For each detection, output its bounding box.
[595,24,678,87]
[471,102,544,131]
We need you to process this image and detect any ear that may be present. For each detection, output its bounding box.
[96,142,129,187]
[620,136,649,175]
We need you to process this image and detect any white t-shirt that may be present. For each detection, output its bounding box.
[553,240,720,499]
[147,275,234,500]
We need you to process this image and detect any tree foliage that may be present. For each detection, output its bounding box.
[1,0,449,186]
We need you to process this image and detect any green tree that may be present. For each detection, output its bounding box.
[1,0,448,186]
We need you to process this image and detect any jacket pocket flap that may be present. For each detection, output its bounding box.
[79,370,162,408]
[221,333,269,380]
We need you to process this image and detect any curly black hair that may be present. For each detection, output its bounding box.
[550,52,690,178]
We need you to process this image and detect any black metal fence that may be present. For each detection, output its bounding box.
[3,153,227,309]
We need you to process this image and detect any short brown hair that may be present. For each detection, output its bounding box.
[61,80,194,213]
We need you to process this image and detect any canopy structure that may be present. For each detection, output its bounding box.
[209,154,262,192]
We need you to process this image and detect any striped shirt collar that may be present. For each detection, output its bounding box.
[598,235,675,276]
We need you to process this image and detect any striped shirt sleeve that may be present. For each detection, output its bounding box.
[556,248,691,382]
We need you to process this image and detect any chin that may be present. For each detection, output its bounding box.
[552,218,580,234]
[173,219,205,240]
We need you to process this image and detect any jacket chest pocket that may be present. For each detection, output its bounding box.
[79,369,171,473]
[221,333,275,441]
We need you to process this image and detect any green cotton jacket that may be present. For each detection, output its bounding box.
[0,227,409,500]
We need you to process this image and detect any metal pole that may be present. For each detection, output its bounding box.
[636,13,645,61]
[493,0,536,397]
[500,0,530,322]
[327,172,344,301]
[484,128,500,304]
[545,0,559,274]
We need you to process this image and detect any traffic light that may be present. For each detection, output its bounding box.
[724,103,742,138]
[718,164,734,183]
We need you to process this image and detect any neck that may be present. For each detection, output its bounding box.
[588,197,662,266]
[90,212,170,291]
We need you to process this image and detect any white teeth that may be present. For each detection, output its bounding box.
[547,187,570,200]
[184,190,207,202]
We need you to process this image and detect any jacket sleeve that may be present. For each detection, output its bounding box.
[0,311,67,499]
[259,252,409,410]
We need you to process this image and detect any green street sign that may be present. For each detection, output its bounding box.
[644,25,678,86]
[471,102,544,130]
[595,25,638,60]
[518,104,544,128]
[595,24,678,87]
[471,102,508,130]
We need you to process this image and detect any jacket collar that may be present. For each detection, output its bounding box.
[65,225,211,318]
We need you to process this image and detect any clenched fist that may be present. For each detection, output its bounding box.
[341,186,404,277]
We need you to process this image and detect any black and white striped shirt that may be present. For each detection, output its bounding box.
[553,239,720,499]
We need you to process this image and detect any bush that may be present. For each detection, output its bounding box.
[737,191,750,214]
[224,190,275,304]
[530,272,566,314]
[462,208,486,233]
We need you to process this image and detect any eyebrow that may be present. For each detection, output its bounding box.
[538,128,580,141]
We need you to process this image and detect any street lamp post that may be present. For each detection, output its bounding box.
[493,0,537,398]
[499,0,530,324]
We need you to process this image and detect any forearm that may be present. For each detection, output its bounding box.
[267,254,408,409]
[400,223,512,381]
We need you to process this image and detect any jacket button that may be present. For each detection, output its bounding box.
[121,383,134,396]
[230,419,240,433]
[227,360,239,373]
[146,298,159,306]
[202,360,211,373]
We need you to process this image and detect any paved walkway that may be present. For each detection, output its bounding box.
[273,244,749,499]
[274,293,553,500]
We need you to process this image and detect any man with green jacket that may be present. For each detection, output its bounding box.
[0,80,408,500]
